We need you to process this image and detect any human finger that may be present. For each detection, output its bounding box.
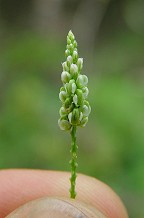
[0,169,128,218]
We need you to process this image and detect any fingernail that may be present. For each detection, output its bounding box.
[6,197,108,218]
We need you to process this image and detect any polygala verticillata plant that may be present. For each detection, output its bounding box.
[58,30,91,199]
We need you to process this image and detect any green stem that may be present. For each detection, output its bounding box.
[70,125,78,199]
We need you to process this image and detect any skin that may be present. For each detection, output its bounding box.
[0,169,128,218]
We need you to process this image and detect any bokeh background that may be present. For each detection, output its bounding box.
[0,0,144,217]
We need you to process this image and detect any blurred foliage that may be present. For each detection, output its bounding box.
[0,0,144,217]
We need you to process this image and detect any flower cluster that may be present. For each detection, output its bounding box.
[58,30,91,131]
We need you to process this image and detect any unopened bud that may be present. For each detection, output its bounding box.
[73,94,78,106]
[59,106,67,117]
[68,112,72,124]
[65,49,70,57]
[59,91,67,102]
[64,97,72,109]
[76,89,83,106]
[61,71,71,84]
[77,58,83,71]
[69,108,80,125]
[70,64,78,77]
[72,83,76,94]
[73,40,77,48]
[83,100,90,108]
[72,51,78,62]
[65,80,76,94]
[68,30,75,42]
[82,105,91,116]
[60,86,65,92]
[80,116,88,127]
[62,62,69,71]
[58,119,71,131]
[76,75,88,88]
[67,38,71,45]
[67,43,74,51]
[82,87,89,98]
[67,56,73,67]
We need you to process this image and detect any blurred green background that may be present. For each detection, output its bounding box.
[0,0,144,217]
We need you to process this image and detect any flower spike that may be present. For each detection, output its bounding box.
[58,30,91,199]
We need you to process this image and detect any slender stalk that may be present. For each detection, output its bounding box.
[70,125,78,199]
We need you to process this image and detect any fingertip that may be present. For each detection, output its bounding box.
[0,169,128,218]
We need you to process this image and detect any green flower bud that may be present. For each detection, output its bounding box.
[66,103,74,114]
[67,43,74,52]
[73,94,78,106]
[65,49,70,57]
[76,89,83,106]
[71,83,76,94]
[82,104,91,116]
[70,64,78,77]
[62,62,69,71]
[80,116,88,127]
[82,87,89,98]
[76,75,88,88]
[72,51,78,63]
[67,38,71,45]
[77,58,83,71]
[58,118,71,131]
[73,40,77,48]
[65,80,76,94]
[64,97,72,109]
[68,112,72,123]
[61,71,71,84]
[59,91,67,102]
[67,55,73,67]
[83,100,90,108]
[60,86,65,92]
[68,30,75,42]
[68,108,80,125]
[59,106,67,117]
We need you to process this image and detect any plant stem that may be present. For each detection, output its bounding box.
[70,125,78,199]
